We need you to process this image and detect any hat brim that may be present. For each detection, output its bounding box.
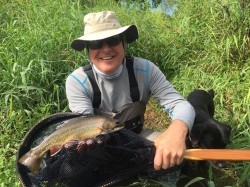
[71,25,138,51]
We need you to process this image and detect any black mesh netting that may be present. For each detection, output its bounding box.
[16,113,182,187]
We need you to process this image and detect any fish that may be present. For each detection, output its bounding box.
[18,115,124,176]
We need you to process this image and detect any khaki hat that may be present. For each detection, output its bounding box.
[71,11,138,51]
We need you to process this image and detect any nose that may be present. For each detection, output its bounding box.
[101,41,112,52]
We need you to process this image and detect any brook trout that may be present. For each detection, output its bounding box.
[18,115,124,176]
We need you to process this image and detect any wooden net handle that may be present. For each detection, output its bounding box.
[184,149,250,161]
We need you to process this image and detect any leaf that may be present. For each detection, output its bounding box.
[184,177,205,187]
[207,180,215,187]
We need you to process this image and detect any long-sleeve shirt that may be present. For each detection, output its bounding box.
[65,57,195,131]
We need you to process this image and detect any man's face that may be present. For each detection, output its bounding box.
[87,36,125,74]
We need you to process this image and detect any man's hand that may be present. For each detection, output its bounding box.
[62,136,106,153]
[153,120,188,170]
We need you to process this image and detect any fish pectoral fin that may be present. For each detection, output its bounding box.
[97,126,104,132]
[50,139,80,156]
[50,145,63,156]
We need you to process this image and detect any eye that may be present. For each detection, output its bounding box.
[103,122,114,129]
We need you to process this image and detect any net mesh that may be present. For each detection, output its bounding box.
[16,113,181,187]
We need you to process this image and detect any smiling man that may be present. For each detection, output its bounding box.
[66,11,195,185]
[85,35,125,74]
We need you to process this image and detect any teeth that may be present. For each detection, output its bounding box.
[101,57,113,60]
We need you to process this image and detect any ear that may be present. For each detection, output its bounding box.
[208,89,215,98]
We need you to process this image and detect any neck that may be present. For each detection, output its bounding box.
[92,63,124,80]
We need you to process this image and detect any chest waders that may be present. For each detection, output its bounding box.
[83,57,145,133]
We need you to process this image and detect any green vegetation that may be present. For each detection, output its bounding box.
[0,0,249,186]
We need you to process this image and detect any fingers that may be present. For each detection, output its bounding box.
[154,147,184,170]
[169,150,184,167]
[76,140,87,152]
[168,151,183,168]
[154,147,163,170]
[64,140,78,150]
[64,137,105,153]
[176,154,184,165]
[77,138,103,152]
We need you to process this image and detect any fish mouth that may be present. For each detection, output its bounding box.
[106,123,124,133]
[114,125,124,131]
[112,123,125,132]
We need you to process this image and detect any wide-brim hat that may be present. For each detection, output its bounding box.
[71,11,138,51]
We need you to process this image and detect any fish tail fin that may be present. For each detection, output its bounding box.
[18,150,42,176]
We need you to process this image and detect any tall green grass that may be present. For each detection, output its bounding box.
[0,0,249,186]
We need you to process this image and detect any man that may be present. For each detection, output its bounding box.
[66,10,195,182]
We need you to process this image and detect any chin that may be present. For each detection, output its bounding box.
[101,65,120,74]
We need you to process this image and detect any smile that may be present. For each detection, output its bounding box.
[100,56,114,60]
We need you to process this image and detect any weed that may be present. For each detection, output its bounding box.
[0,0,249,186]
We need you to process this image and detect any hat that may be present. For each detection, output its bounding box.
[71,11,138,51]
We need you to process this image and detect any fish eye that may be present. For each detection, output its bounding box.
[103,122,114,129]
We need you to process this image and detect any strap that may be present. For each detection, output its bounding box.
[83,64,101,108]
[126,57,140,102]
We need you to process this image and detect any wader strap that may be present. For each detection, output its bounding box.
[83,57,140,108]
[83,64,101,108]
[126,57,140,102]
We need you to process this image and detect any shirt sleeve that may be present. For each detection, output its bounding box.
[65,69,94,115]
[148,61,195,131]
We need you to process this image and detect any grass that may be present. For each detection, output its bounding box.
[0,0,249,186]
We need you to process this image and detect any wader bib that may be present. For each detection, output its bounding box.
[84,57,145,134]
